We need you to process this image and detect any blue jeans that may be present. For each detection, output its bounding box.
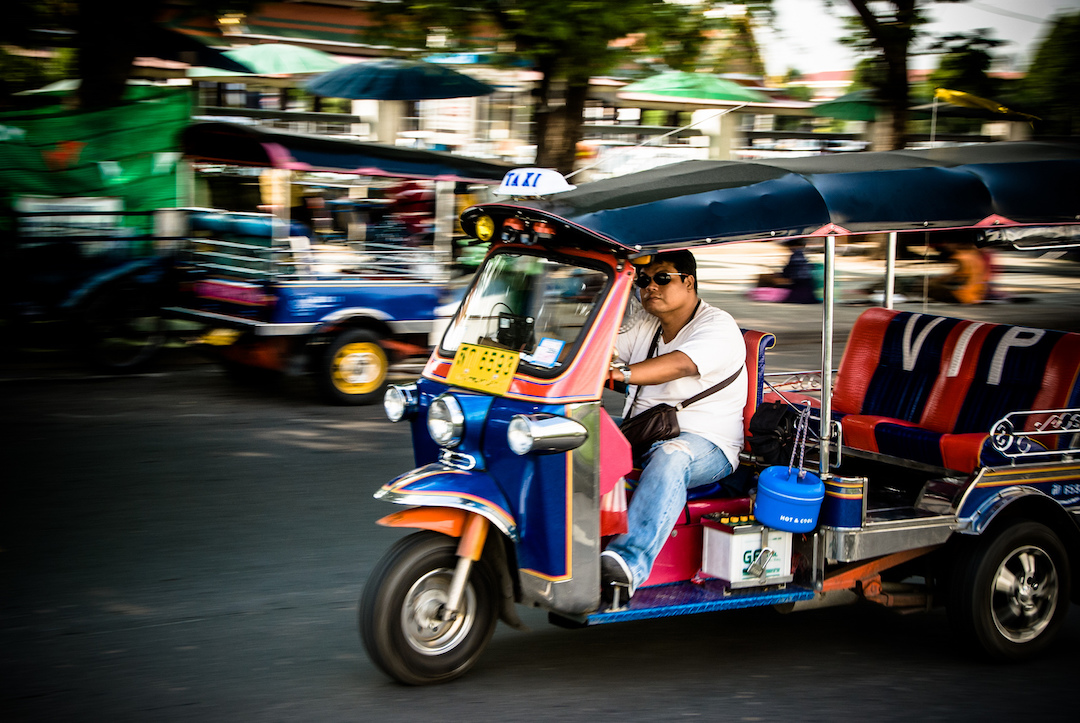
[606,432,733,591]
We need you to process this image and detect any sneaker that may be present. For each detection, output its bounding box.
[600,550,634,607]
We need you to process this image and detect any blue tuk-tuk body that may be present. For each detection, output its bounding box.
[165,122,509,404]
[360,142,1080,685]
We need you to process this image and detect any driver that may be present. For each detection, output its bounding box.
[603,250,746,604]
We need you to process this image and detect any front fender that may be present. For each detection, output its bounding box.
[375,463,518,541]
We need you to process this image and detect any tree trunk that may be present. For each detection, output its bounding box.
[534,76,588,175]
[847,0,916,151]
[881,39,910,150]
[75,1,157,110]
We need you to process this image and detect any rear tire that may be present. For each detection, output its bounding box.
[949,521,1071,661]
[318,329,388,405]
[359,531,498,685]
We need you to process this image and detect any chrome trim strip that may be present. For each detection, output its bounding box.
[823,516,956,562]
[320,307,392,324]
[163,307,318,335]
[373,488,518,540]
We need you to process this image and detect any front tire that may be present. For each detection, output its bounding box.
[949,521,1071,661]
[359,531,498,685]
[318,329,388,405]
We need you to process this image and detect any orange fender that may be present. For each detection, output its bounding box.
[377,507,489,560]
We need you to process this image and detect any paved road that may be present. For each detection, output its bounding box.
[3,246,1078,721]
[3,363,1077,722]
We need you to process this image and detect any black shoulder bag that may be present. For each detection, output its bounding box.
[619,317,742,463]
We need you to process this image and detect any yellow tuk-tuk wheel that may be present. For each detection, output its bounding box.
[359,530,498,685]
[319,329,389,405]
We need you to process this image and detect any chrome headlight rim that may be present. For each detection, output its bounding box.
[507,416,534,456]
[507,413,588,456]
[428,393,465,448]
[383,383,418,423]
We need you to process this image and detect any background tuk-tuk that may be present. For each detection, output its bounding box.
[164,121,509,404]
[360,141,1080,684]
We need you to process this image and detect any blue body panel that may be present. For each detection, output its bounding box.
[958,477,1080,522]
[406,378,580,579]
[271,280,441,325]
[381,464,517,537]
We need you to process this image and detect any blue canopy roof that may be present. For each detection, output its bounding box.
[463,142,1080,250]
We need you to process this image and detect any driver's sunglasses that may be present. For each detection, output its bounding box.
[635,271,689,288]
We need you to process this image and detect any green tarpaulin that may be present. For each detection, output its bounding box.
[0,85,192,235]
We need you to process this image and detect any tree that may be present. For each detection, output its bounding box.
[836,0,981,149]
[702,11,767,77]
[3,0,257,110]
[1020,10,1080,136]
[377,0,737,174]
[926,30,1005,99]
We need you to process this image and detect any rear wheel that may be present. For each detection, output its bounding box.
[318,329,388,405]
[359,531,498,685]
[949,521,1071,660]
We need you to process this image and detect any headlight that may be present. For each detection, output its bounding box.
[427,394,465,448]
[507,414,588,456]
[383,384,418,422]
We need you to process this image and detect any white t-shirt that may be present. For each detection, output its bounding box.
[615,301,747,469]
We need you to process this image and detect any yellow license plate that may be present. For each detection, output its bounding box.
[196,328,243,346]
[446,343,519,395]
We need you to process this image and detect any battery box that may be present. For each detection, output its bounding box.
[701,516,793,589]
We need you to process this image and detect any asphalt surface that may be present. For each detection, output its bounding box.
[2,243,1078,721]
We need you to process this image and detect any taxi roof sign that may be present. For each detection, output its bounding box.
[494,167,577,196]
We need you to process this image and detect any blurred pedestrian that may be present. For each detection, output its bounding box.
[748,239,822,304]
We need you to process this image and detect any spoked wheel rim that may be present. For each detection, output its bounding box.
[990,543,1059,644]
[330,341,386,395]
[400,568,477,656]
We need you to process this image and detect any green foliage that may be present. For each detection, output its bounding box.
[1020,10,1080,136]
[926,30,1004,98]
[0,47,75,102]
[377,0,719,81]
[707,12,766,76]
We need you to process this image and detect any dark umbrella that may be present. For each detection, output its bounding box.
[305,59,495,100]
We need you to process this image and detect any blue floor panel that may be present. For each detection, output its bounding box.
[586,579,815,625]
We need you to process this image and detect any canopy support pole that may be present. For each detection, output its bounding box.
[819,233,837,479]
[884,232,897,309]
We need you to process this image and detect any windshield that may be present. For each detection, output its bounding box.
[440,251,610,375]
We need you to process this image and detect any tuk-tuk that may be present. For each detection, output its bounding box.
[163,121,509,404]
[360,141,1080,684]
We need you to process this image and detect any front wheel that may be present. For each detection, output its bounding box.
[359,531,498,685]
[949,521,1071,661]
[318,329,388,405]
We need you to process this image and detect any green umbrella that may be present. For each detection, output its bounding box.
[189,43,341,77]
[812,89,935,122]
[809,89,881,121]
[619,71,770,103]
